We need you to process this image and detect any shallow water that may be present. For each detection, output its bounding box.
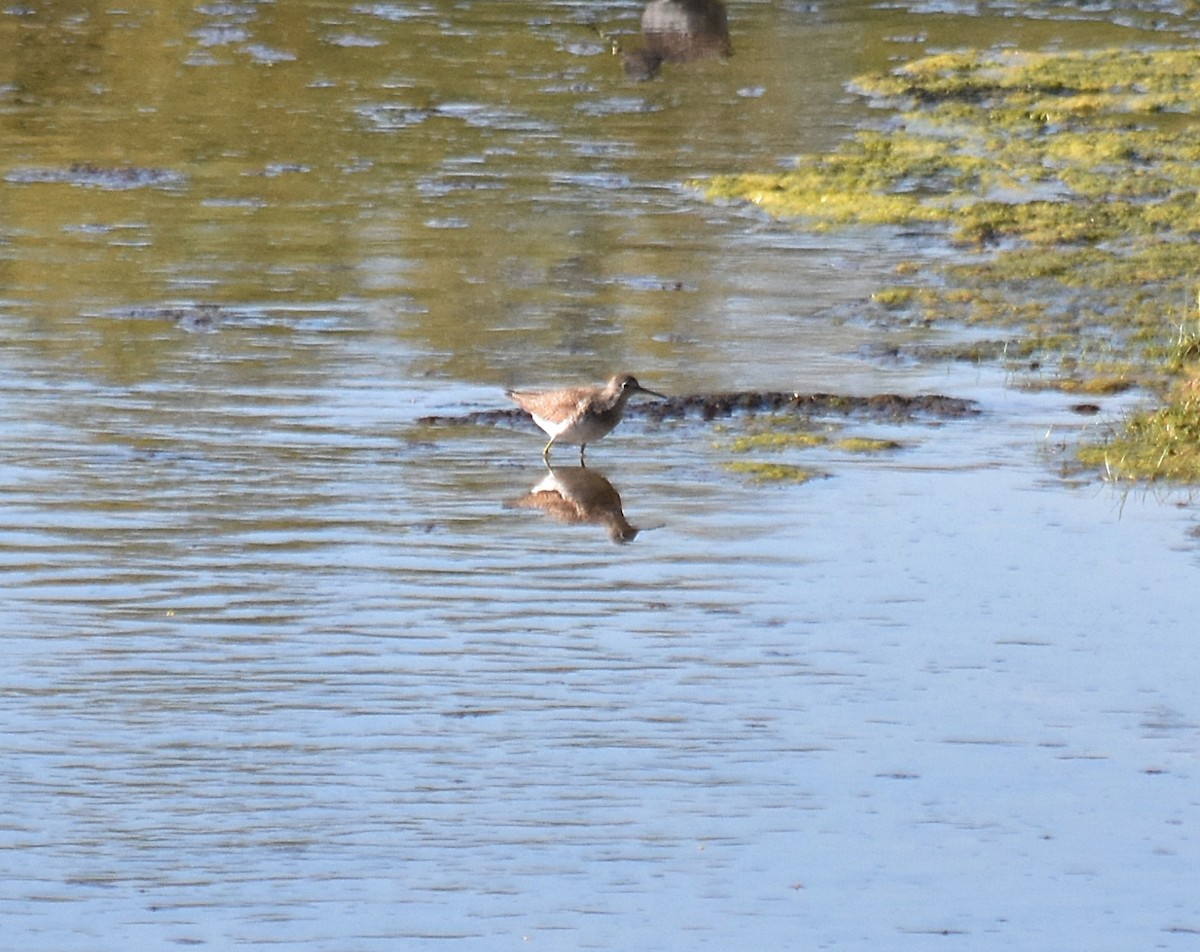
[3,1,1200,949]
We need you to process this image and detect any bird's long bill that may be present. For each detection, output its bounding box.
[634,384,667,399]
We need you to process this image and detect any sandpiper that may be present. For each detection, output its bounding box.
[506,373,667,462]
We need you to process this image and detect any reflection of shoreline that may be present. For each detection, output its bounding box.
[624,0,732,81]
[507,466,640,543]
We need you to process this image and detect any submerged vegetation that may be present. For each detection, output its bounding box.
[716,417,903,484]
[722,461,824,484]
[701,46,1200,482]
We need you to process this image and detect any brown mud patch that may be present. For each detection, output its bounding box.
[418,391,979,430]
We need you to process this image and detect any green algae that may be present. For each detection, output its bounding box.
[724,424,904,456]
[1031,375,1136,396]
[871,287,917,310]
[861,48,1200,117]
[728,430,828,453]
[702,45,1200,266]
[717,418,903,484]
[698,45,1200,483]
[723,461,824,484]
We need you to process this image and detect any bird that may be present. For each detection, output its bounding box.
[505,373,667,463]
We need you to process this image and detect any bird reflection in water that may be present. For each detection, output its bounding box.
[622,0,732,81]
[507,466,640,544]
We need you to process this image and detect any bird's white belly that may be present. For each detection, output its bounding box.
[532,413,614,445]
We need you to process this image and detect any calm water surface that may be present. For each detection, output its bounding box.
[3,1,1200,949]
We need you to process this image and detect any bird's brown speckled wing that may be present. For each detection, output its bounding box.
[509,385,591,424]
